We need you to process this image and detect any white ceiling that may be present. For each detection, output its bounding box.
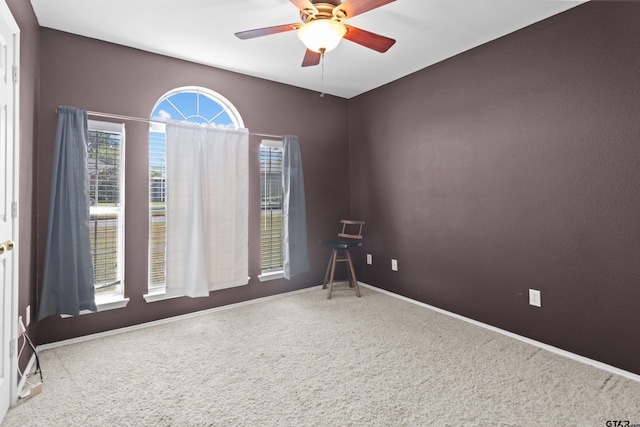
[29,0,586,99]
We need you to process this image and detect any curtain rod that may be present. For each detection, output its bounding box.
[54,108,284,139]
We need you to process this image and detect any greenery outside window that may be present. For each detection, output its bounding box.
[88,120,126,306]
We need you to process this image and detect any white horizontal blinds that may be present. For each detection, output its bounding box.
[148,125,166,292]
[87,120,124,298]
[260,140,284,272]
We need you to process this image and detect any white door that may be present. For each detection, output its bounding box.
[0,0,18,423]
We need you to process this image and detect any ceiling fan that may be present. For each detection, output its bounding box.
[235,0,396,67]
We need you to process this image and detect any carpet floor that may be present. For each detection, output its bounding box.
[4,285,640,426]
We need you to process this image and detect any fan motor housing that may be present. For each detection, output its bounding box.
[301,1,347,23]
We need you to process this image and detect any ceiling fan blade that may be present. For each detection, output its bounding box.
[302,49,321,67]
[343,24,396,53]
[235,23,300,40]
[289,0,318,15]
[337,0,395,19]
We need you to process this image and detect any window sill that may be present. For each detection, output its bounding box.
[97,296,130,311]
[143,290,182,303]
[258,270,284,282]
[61,296,129,317]
[144,277,252,301]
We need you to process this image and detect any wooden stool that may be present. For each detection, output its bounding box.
[320,220,364,299]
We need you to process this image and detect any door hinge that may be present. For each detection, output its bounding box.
[12,66,18,84]
[9,338,16,358]
[12,201,17,219]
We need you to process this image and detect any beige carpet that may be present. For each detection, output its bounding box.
[4,285,640,426]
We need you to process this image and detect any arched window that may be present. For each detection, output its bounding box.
[150,87,244,127]
[147,87,244,297]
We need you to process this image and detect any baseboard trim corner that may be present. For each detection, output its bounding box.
[359,282,640,384]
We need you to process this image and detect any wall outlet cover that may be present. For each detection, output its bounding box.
[529,289,541,307]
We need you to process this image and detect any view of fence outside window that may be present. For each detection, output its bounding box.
[260,140,284,274]
[88,120,125,301]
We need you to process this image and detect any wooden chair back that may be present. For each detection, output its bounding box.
[338,220,364,240]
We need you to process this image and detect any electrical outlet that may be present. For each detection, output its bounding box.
[529,289,541,307]
[391,259,398,271]
[366,254,372,265]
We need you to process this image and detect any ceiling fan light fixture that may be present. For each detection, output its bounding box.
[297,19,347,53]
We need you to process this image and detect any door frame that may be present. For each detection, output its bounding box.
[0,0,20,409]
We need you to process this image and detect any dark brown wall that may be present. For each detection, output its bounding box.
[349,1,640,375]
[26,0,640,378]
[35,29,350,344]
[7,0,39,369]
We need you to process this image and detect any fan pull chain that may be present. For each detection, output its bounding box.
[320,48,326,97]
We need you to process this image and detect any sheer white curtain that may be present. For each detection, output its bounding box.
[165,121,249,298]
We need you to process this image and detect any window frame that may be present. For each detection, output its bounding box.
[87,119,128,310]
[258,138,285,282]
[145,87,245,302]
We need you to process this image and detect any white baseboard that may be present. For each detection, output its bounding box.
[37,285,322,352]
[35,281,640,384]
[359,282,640,384]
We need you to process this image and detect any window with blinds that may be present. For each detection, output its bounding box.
[148,123,166,293]
[147,87,244,298]
[260,140,284,274]
[87,120,125,301]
